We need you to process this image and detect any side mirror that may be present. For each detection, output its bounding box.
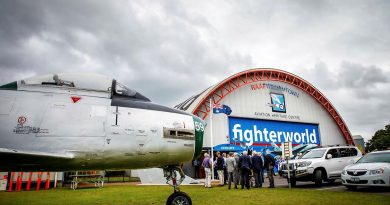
[326,154,333,159]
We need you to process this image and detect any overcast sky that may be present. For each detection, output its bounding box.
[0,0,389,141]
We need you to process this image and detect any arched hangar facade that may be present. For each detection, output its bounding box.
[176,68,354,155]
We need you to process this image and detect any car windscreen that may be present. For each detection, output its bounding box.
[301,149,326,159]
[356,152,390,163]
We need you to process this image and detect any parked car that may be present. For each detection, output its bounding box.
[341,150,390,190]
[280,145,362,186]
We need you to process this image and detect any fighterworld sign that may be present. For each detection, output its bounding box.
[228,117,320,146]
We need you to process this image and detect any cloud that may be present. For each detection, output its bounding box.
[0,0,389,141]
[338,62,389,89]
[0,0,254,105]
[298,61,390,140]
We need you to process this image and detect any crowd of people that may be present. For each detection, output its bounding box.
[201,150,276,189]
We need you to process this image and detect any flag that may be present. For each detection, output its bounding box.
[212,104,232,115]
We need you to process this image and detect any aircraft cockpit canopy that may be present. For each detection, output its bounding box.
[19,73,113,92]
[115,82,137,96]
[113,81,150,102]
[0,73,151,102]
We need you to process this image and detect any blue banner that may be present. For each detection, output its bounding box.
[213,144,246,152]
[228,117,320,146]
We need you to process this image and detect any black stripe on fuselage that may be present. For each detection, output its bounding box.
[111,96,192,116]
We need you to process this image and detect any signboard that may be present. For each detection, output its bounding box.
[213,144,246,152]
[228,117,320,149]
[270,93,286,113]
[282,141,292,159]
[0,174,7,191]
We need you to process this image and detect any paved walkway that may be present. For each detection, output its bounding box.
[195,175,390,195]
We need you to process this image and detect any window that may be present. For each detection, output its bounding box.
[357,152,390,163]
[349,148,358,156]
[326,149,339,158]
[339,148,347,157]
[340,148,358,157]
[301,149,326,159]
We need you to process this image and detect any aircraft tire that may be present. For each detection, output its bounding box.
[166,192,192,205]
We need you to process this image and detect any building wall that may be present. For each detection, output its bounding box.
[203,81,346,148]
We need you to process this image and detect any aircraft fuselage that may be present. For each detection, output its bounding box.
[0,74,205,171]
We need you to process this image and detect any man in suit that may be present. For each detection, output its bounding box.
[251,151,263,188]
[238,151,252,189]
[226,152,237,189]
[259,152,265,184]
[264,151,275,188]
[216,152,225,186]
[222,153,228,185]
[233,152,240,186]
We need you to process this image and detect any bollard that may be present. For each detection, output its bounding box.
[15,173,20,192]
[17,172,23,191]
[26,172,33,191]
[36,172,42,191]
[45,172,50,190]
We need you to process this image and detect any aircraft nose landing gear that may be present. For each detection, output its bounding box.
[163,166,192,205]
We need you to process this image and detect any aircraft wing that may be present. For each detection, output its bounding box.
[271,142,282,151]
[295,144,318,154]
[0,148,74,171]
[271,150,282,155]
[291,144,307,154]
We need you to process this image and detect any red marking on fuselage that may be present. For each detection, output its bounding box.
[71,97,81,103]
[18,116,27,125]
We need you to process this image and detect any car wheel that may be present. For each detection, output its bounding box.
[314,170,323,187]
[346,185,357,191]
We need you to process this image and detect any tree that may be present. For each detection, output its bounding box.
[367,124,390,152]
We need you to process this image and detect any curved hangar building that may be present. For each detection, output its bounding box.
[175,68,355,155]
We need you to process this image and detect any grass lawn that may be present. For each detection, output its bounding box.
[0,185,389,205]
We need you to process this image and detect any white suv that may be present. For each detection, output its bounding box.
[280,145,362,187]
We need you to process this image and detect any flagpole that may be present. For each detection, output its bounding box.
[209,98,214,180]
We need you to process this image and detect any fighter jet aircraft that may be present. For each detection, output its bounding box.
[0,73,205,205]
[270,142,318,158]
